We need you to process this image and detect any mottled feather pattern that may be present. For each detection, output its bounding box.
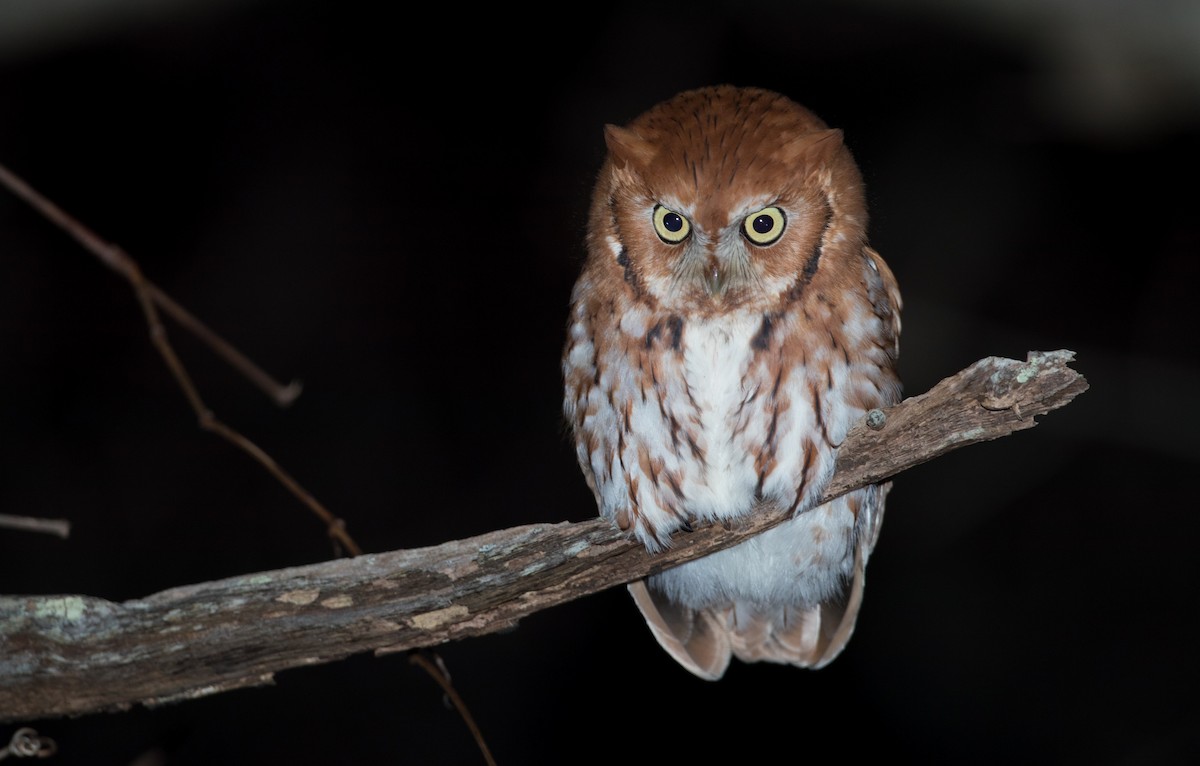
[563,85,901,679]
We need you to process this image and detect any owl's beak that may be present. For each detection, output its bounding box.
[703,261,726,296]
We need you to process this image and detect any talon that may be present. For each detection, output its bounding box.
[615,509,632,531]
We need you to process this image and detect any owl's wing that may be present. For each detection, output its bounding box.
[629,488,886,679]
[864,245,902,355]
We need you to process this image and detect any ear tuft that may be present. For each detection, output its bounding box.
[782,128,844,165]
[604,124,657,170]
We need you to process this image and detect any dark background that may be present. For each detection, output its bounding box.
[2,1,1197,763]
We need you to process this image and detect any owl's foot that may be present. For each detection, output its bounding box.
[719,516,754,533]
[612,507,695,552]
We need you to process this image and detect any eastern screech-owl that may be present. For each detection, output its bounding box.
[562,85,902,680]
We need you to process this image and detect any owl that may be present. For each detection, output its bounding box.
[562,85,902,680]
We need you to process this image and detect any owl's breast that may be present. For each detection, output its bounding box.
[675,312,766,520]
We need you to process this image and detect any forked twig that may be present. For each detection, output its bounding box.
[409,651,498,766]
[126,259,362,557]
[0,161,360,557]
[0,163,301,408]
[0,159,508,754]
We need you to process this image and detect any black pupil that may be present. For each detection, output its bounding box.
[752,214,774,234]
[663,212,683,232]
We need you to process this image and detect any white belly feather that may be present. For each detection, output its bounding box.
[654,311,862,611]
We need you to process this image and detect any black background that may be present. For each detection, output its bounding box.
[2,1,1198,763]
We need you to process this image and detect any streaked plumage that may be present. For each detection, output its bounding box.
[563,85,901,679]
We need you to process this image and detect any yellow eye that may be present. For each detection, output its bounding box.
[653,205,691,244]
[742,206,786,246]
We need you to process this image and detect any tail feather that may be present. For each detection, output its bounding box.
[628,581,732,680]
[628,520,872,679]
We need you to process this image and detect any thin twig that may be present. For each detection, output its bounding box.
[0,161,358,557]
[0,514,70,539]
[409,651,498,766]
[0,161,301,407]
[124,258,362,557]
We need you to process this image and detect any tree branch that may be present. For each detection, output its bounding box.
[0,350,1087,722]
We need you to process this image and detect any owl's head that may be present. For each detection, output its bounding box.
[586,85,869,314]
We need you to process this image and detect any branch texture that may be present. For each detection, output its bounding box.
[0,351,1087,721]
